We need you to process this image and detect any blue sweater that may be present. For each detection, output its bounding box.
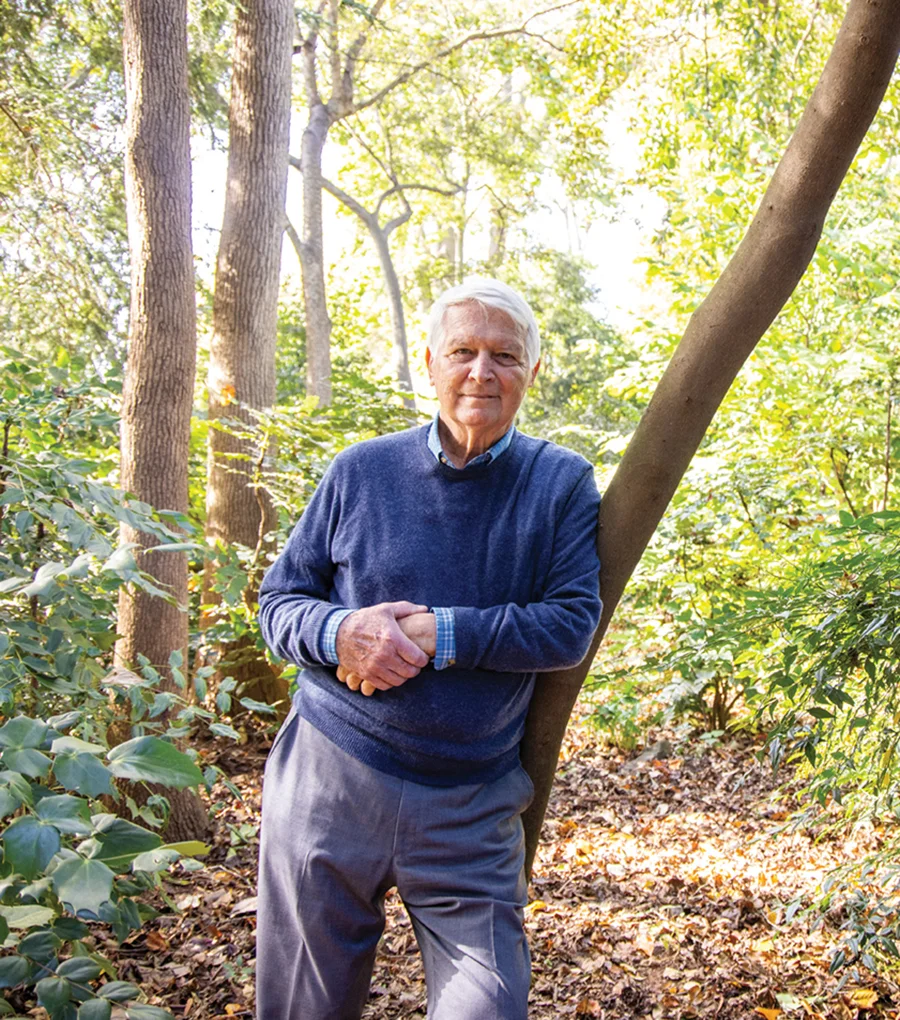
[258,424,602,786]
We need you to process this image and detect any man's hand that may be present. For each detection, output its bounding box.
[335,602,430,694]
[397,613,437,659]
[338,609,438,696]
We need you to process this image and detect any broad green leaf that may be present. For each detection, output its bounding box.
[36,975,71,1009]
[107,738,203,789]
[0,790,20,819]
[101,546,138,575]
[51,737,105,756]
[0,717,48,750]
[162,841,209,858]
[130,848,179,874]
[1,748,51,778]
[54,753,114,798]
[0,904,57,929]
[53,917,89,941]
[209,723,240,741]
[98,980,140,1001]
[19,929,62,961]
[36,796,93,835]
[89,816,162,870]
[0,771,32,807]
[0,998,13,1015]
[125,1008,173,1020]
[0,955,30,988]
[2,816,60,878]
[57,958,101,982]
[238,697,276,716]
[78,1000,112,1020]
[50,858,114,917]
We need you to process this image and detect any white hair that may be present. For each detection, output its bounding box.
[426,277,541,369]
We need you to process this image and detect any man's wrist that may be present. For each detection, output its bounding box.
[321,608,354,665]
[431,607,456,670]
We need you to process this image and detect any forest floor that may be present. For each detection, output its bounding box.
[104,709,900,1020]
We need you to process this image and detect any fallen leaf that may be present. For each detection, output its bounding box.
[526,900,548,914]
[755,1009,782,1020]
[848,989,879,1010]
[144,930,169,951]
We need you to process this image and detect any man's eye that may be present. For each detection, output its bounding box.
[496,352,517,362]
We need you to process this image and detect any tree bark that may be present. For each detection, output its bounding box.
[298,107,334,406]
[118,0,206,842]
[521,0,900,880]
[205,0,293,709]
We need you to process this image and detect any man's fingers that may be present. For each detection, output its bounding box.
[345,672,363,691]
[394,629,430,668]
[337,665,349,683]
[387,601,429,619]
[361,680,376,696]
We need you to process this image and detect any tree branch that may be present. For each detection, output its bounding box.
[320,175,375,226]
[351,1,580,116]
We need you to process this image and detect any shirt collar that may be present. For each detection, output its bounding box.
[427,413,515,469]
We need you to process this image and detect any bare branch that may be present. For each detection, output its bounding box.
[284,212,307,265]
[321,175,375,225]
[343,0,389,99]
[352,1,579,116]
[328,0,342,105]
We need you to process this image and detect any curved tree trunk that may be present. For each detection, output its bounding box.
[521,0,900,880]
[205,0,293,709]
[118,0,206,842]
[299,108,333,406]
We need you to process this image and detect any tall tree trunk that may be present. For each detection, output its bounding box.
[298,107,333,405]
[521,0,900,880]
[118,0,206,842]
[205,0,293,709]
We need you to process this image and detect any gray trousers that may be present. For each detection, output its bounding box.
[256,709,534,1020]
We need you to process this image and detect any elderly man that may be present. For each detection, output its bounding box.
[256,278,601,1020]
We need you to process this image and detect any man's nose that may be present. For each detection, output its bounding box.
[468,351,495,383]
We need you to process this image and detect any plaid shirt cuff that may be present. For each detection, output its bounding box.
[431,607,456,670]
[320,608,353,665]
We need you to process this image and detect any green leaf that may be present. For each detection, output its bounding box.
[54,753,114,798]
[53,917,90,941]
[78,1000,112,1020]
[0,771,32,807]
[2,816,61,878]
[19,929,62,961]
[89,816,162,870]
[130,848,180,873]
[0,904,57,929]
[209,723,240,741]
[57,958,101,982]
[51,737,105,756]
[0,955,31,988]
[238,697,276,716]
[36,975,71,1009]
[125,1008,174,1020]
[50,858,114,916]
[0,717,48,750]
[36,796,93,835]
[107,738,203,789]
[1,748,51,778]
[98,980,140,1002]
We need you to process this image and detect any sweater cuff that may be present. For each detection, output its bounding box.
[320,608,354,665]
[431,607,456,670]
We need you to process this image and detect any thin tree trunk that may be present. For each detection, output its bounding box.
[118,0,206,842]
[372,226,415,407]
[299,107,333,405]
[205,0,293,709]
[521,0,900,880]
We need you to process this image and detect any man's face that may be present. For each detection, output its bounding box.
[426,301,539,442]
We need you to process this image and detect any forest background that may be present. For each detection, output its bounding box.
[2,0,900,1016]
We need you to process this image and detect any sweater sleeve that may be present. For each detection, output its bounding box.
[447,468,602,673]
[257,462,346,668]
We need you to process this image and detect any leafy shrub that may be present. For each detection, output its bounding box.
[0,712,207,1019]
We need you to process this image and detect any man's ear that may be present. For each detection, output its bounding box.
[529,359,541,387]
[425,346,434,384]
